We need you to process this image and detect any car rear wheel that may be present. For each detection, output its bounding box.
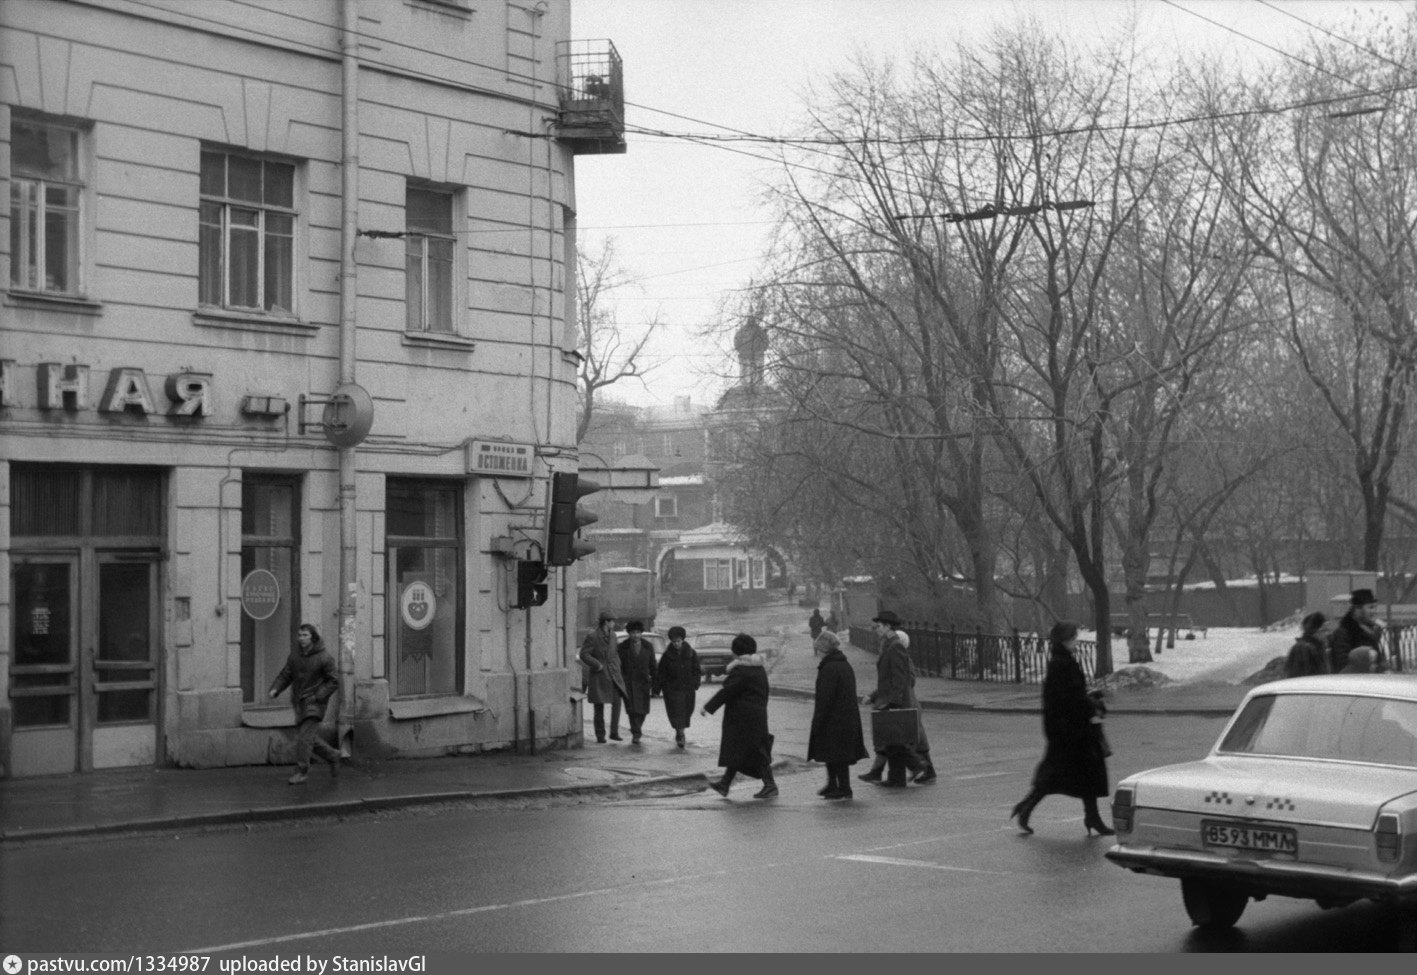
[1181,879,1248,930]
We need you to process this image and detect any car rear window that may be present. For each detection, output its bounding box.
[1218,693,1417,768]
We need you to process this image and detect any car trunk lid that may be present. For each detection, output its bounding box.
[1134,757,1417,828]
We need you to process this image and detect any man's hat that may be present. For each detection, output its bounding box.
[625,619,644,632]
[597,610,616,623]
[872,610,901,626]
[1351,588,1378,606]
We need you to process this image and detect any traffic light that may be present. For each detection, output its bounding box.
[546,471,600,566]
[513,560,549,608]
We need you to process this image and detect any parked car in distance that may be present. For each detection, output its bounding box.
[1105,674,1417,949]
[693,631,740,682]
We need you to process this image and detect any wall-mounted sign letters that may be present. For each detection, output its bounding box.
[466,439,533,478]
[29,364,214,417]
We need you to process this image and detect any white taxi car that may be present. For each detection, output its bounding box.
[1105,674,1417,948]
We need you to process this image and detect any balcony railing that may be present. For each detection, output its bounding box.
[554,39,625,155]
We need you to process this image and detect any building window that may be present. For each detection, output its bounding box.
[751,558,766,589]
[199,149,297,314]
[612,441,627,459]
[386,479,464,698]
[406,185,457,333]
[655,495,678,519]
[10,116,85,295]
[703,558,734,591]
[240,475,299,706]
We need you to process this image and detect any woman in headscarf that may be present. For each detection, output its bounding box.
[807,630,868,799]
[1009,620,1114,836]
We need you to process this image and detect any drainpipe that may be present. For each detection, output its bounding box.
[336,0,360,755]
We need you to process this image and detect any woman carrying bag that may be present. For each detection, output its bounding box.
[1009,620,1115,836]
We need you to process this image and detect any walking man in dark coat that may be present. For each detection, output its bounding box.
[1329,588,1386,673]
[655,625,701,749]
[268,622,342,784]
[859,610,935,787]
[617,620,657,744]
[579,612,627,743]
[807,630,868,799]
[701,633,777,799]
[808,608,825,639]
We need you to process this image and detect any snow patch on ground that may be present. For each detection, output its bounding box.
[1083,627,1295,685]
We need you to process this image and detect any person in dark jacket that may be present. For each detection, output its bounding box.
[807,630,868,799]
[808,608,825,639]
[1284,611,1331,678]
[616,620,657,744]
[655,625,701,749]
[700,633,776,799]
[579,612,628,743]
[268,623,342,784]
[1009,620,1114,836]
[1329,588,1385,673]
[858,610,935,787]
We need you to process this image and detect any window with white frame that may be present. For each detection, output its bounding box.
[655,495,678,519]
[199,149,297,314]
[405,185,457,333]
[703,558,735,591]
[751,558,766,589]
[10,116,85,295]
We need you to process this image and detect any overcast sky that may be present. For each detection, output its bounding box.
[570,0,1406,411]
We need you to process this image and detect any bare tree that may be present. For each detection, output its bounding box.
[575,239,658,444]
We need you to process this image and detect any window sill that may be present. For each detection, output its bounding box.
[402,331,477,352]
[5,290,104,315]
[389,696,488,720]
[403,0,475,18]
[193,308,319,336]
[241,708,296,729]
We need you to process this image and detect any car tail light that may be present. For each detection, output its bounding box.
[1112,786,1135,834]
[1376,813,1402,862]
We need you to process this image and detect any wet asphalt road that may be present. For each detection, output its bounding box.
[2,703,1410,953]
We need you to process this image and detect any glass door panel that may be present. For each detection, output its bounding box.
[91,557,158,769]
[9,558,79,775]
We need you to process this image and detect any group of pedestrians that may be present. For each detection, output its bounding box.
[1284,588,1388,678]
[578,611,705,747]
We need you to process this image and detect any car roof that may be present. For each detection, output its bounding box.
[1244,674,1417,701]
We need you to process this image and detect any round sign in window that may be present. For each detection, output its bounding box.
[241,568,281,621]
[400,580,436,631]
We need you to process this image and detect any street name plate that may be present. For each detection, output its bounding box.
[466,439,533,477]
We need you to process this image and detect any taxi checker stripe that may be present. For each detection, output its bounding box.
[1203,791,1233,805]
[1265,798,1297,810]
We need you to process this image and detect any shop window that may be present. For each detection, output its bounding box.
[751,558,766,589]
[240,475,299,706]
[199,149,298,315]
[10,465,161,538]
[405,184,459,333]
[386,479,464,698]
[10,115,86,296]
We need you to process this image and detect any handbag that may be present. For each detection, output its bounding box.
[871,707,921,749]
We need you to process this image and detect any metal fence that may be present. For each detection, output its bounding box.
[847,620,1417,685]
[849,622,1098,684]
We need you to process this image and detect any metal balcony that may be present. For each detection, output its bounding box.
[554,39,626,155]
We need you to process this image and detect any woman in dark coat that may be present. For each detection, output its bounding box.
[807,630,868,800]
[655,625,701,749]
[700,633,776,799]
[1284,611,1330,678]
[1010,620,1114,836]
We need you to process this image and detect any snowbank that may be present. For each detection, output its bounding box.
[1083,627,1294,686]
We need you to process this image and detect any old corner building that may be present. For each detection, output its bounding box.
[0,0,625,776]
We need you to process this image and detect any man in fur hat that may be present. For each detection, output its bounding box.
[1329,588,1386,674]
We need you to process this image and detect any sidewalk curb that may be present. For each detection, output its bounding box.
[0,769,718,846]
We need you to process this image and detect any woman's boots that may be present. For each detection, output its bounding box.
[1083,796,1116,836]
[753,767,779,799]
[1010,789,1043,834]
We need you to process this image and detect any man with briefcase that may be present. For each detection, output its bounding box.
[860,610,936,787]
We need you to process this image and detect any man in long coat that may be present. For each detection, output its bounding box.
[807,630,868,799]
[579,612,627,743]
[861,610,935,787]
[654,625,701,748]
[617,620,657,744]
